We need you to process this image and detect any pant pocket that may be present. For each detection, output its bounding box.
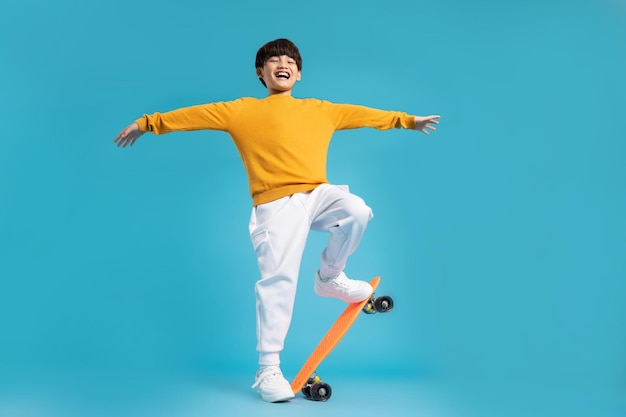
[250,229,277,276]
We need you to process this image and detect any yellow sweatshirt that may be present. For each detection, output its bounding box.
[136,95,416,205]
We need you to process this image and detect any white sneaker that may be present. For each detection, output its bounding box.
[314,270,373,303]
[252,366,295,402]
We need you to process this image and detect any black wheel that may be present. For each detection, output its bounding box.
[310,382,332,401]
[302,375,319,399]
[373,295,394,313]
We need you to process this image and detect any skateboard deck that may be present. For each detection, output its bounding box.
[290,276,393,400]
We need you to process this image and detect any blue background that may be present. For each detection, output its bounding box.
[1,0,625,416]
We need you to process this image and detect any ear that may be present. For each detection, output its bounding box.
[296,70,302,82]
[256,67,264,80]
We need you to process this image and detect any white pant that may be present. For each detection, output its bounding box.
[248,184,373,366]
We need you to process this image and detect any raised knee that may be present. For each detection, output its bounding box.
[345,197,373,227]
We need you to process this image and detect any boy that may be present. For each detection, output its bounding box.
[114,38,439,402]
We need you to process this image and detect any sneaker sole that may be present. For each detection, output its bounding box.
[262,392,295,403]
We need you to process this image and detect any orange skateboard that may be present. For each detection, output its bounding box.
[290,276,393,401]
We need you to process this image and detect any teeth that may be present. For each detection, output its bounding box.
[276,72,289,79]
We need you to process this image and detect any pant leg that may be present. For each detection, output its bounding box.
[308,184,374,279]
[249,194,311,366]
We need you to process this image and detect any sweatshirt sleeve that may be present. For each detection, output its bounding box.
[135,100,242,134]
[325,102,416,131]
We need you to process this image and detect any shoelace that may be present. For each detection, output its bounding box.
[332,276,354,289]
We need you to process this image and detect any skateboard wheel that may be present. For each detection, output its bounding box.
[373,295,394,313]
[310,381,332,401]
[302,375,321,399]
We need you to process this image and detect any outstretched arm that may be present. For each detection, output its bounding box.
[114,101,239,148]
[327,102,440,134]
[114,122,143,148]
[414,115,440,135]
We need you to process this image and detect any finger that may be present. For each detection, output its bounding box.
[127,133,140,147]
[115,128,130,143]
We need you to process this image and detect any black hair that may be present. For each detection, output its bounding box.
[255,38,302,87]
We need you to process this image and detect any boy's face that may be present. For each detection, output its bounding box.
[256,55,301,95]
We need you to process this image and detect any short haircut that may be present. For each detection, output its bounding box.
[255,38,303,87]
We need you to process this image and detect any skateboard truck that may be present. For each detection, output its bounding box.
[301,373,332,402]
[363,294,394,314]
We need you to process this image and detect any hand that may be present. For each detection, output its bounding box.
[114,122,143,147]
[414,115,440,135]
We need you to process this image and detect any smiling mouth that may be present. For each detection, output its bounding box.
[276,71,290,79]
